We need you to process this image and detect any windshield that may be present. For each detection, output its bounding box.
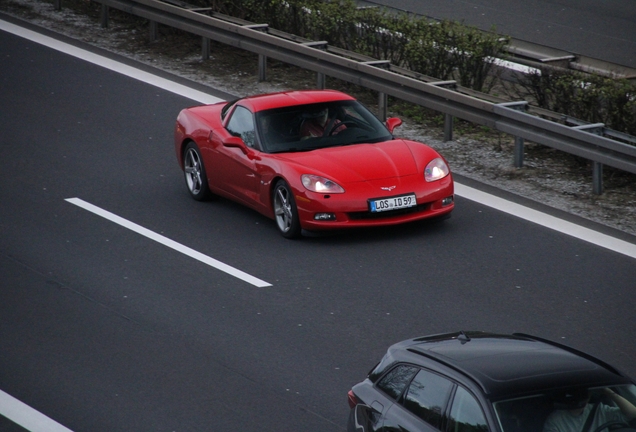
[493,384,636,432]
[254,100,393,153]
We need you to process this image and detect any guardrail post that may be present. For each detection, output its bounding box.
[301,41,329,89]
[497,101,529,166]
[378,92,388,121]
[188,6,213,57]
[444,114,454,142]
[242,24,269,81]
[362,61,391,120]
[513,136,524,168]
[316,73,326,90]
[258,54,267,81]
[201,37,210,60]
[593,162,603,195]
[429,81,458,142]
[149,21,158,42]
[572,122,606,194]
[100,4,109,28]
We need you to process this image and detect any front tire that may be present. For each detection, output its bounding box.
[183,142,212,201]
[273,180,301,239]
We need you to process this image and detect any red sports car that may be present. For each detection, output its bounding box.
[174,90,454,238]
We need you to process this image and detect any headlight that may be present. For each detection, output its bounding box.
[425,158,450,182]
[301,174,345,193]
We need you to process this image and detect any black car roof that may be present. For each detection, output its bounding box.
[383,331,632,399]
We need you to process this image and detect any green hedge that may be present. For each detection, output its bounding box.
[515,68,636,136]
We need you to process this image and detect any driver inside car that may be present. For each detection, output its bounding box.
[300,108,345,139]
[543,388,636,432]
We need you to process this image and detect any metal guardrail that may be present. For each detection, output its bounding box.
[62,0,636,194]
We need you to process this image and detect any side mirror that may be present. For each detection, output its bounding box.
[223,135,245,149]
[223,135,258,159]
[223,136,252,155]
[385,117,402,134]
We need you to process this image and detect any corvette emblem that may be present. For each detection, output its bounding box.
[381,186,396,191]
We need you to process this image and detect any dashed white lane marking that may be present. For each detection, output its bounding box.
[0,390,73,432]
[66,198,272,287]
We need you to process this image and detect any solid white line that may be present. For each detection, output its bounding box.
[65,198,272,287]
[0,19,223,105]
[0,390,74,432]
[455,183,636,259]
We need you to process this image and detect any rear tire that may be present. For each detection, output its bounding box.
[273,180,301,239]
[183,142,212,201]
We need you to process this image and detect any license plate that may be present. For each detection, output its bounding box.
[369,194,417,212]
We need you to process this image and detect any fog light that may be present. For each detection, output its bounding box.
[314,213,336,221]
[442,196,454,206]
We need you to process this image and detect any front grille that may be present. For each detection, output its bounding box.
[348,203,431,220]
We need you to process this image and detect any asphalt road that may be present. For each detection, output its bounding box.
[1,21,635,432]
[360,0,636,69]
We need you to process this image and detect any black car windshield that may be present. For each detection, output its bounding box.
[493,384,636,432]
[255,100,393,153]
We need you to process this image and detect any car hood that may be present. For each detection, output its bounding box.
[276,140,421,183]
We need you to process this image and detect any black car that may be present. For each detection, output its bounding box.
[347,331,636,432]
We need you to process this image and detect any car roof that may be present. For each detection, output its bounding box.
[237,89,355,112]
[384,332,632,399]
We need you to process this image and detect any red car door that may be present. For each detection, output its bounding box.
[208,105,262,208]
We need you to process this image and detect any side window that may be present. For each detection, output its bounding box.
[376,365,419,400]
[449,386,489,432]
[226,105,256,148]
[402,369,453,428]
